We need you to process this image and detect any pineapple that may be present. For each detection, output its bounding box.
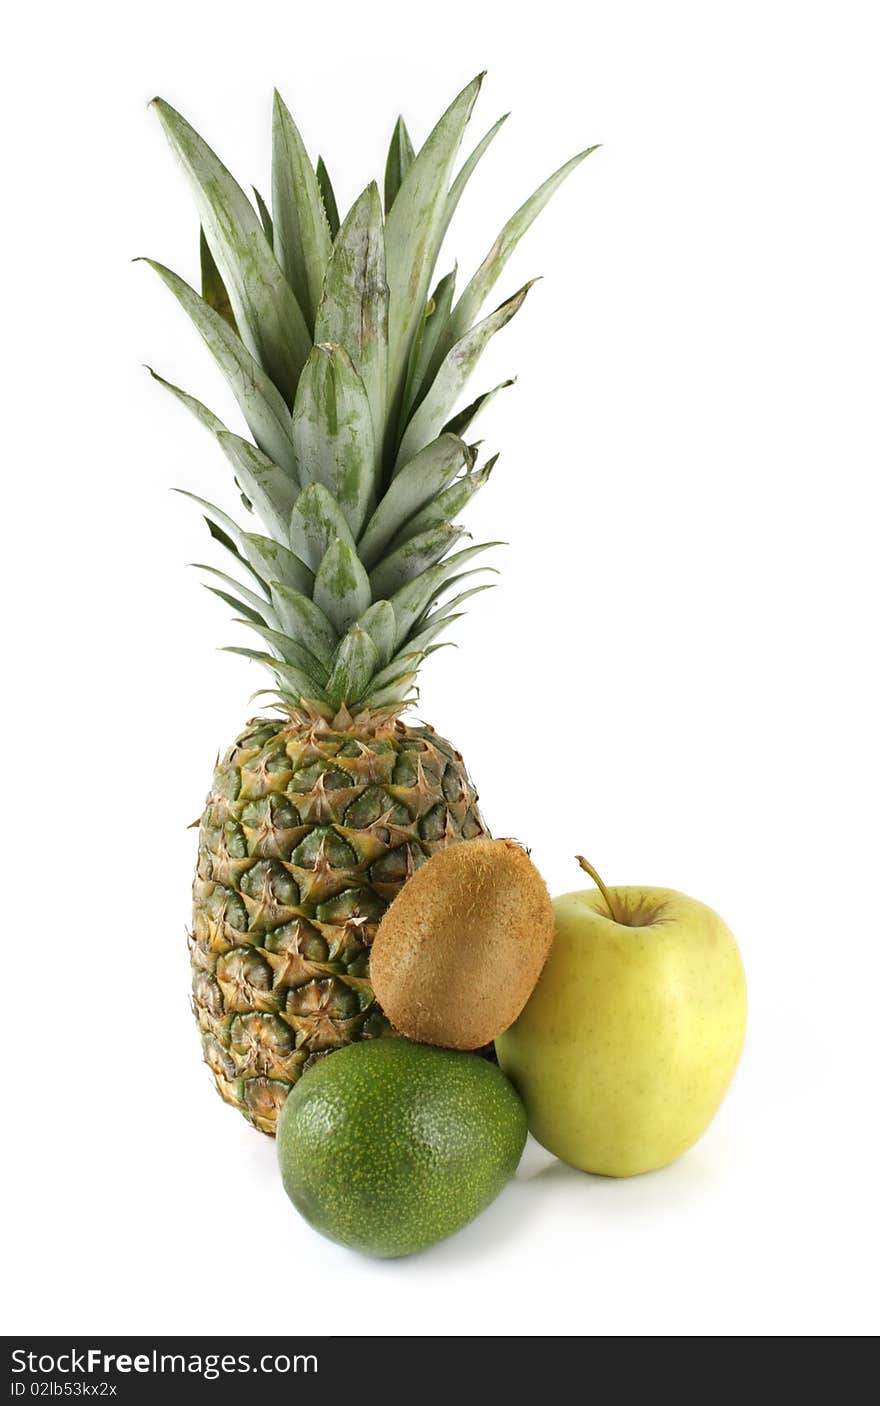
[146,75,594,1133]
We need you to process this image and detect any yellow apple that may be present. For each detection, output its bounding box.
[495,865,746,1176]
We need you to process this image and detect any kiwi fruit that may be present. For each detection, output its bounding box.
[369,837,554,1049]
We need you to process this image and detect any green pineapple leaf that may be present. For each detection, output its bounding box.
[215,431,299,540]
[205,585,267,626]
[403,612,465,655]
[252,187,274,244]
[369,521,465,599]
[240,533,314,594]
[358,433,470,570]
[442,382,513,438]
[223,647,325,703]
[420,581,497,627]
[431,145,599,374]
[193,563,276,624]
[314,183,388,465]
[360,673,419,710]
[384,115,416,213]
[268,584,338,670]
[148,367,226,435]
[272,91,333,331]
[234,619,329,682]
[390,456,496,548]
[291,345,376,538]
[141,261,298,478]
[400,267,457,428]
[442,113,509,240]
[389,541,501,646]
[246,688,293,711]
[149,88,596,726]
[355,599,397,666]
[397,282,534,465]
[175,484,322,620]
[289,482,356,573]
[172,488,266,586]
[151,97,311,404]
[202,516,263,587]
[316,156,340,238]
[420,565,500,618]
[364,649,424,694]
[326,626,380,707]
[314,538,372,635]
[384,74,483,415]
[199,227,237,332]
[173,489,314,597]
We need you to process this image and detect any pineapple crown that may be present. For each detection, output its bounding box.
[144,75,595,719]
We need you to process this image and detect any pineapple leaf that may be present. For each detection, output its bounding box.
[272,92,333,331]
[397,282,533,465]
[431,145,599,374]
[358,432,470,570]
[203,517,264,587]
[369,521,465,599]
[384,116,416,213]
[148,367,226,435]
[172,488,314,599]
[172,487,267,588]
[199,228,237,331]
[205,587,267,625]
[316,156,340,238]
[365,649,424,693]
[443,382,513,438]
[390,456,496,548]
[326,626,380,707]
[268,584,338,669]
[224,647,325,703]
[399,267,457,428]
[390,541,501,646]
[289,482,356,573]
[234,620,328,682]
[252,187,274,244]
[355,599,396,666]
[291,345,376,538]
[142,261,298,478]
[421,581,497,626]
[314,538,372,635]
[248,688,291,709]
[151,97,311,404]
[416,567,500,624]
[442,113,509,242]
[360,672,419,710]
[384,74,483,415]
[403,612,464,655]
[193,563,275,622]
[241,533,313,594]
[314,183,388,466]
[150,90,595,714]
[216,431,299,541]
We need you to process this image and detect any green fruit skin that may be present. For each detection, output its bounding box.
[276,1040,528,1258]
[496,887,747,1176]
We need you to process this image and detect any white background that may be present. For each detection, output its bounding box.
[3,0,878,1338]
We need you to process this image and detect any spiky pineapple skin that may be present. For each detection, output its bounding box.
[191,712,488,1133]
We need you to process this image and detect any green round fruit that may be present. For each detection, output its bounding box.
[276,1039,527,1258]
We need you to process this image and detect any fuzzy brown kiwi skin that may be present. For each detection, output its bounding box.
[369,838,555,1050]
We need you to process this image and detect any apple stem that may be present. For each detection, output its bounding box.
[575,855,620,923]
